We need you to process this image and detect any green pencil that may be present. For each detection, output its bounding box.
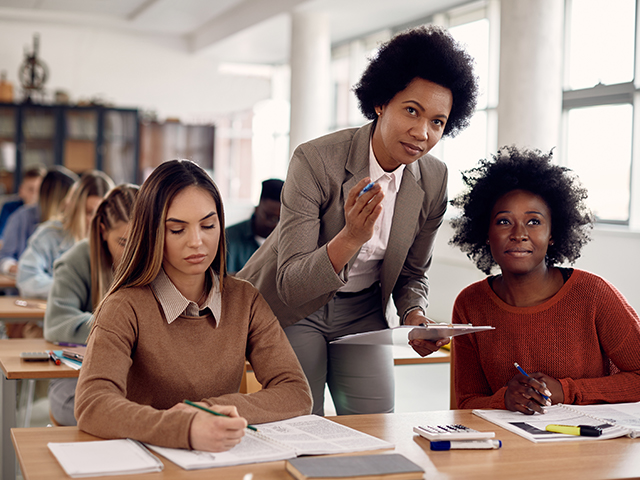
[183,399,258,431]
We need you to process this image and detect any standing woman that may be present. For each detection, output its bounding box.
[449,147,640,412]
[75,160,311,452]
[16,170,114,298]
[239,25,478,415]
[44,184,139,425]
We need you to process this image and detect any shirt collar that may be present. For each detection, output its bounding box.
[369,140,405,191]
[151,268,222,325]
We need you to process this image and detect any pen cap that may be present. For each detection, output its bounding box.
[430,441,451,451]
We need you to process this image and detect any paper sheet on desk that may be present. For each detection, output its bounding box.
[329,324,495,345]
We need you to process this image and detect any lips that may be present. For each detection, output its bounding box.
[505,249,532,256]
[401,142,424,155]
[185,254,207,264]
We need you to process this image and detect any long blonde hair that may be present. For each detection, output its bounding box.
[89,184,139,310]
[62,171,114,241]
[38,166,78,223]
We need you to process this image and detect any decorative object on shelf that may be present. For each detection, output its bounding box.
[0,71,14,103]
[18,34,49,104]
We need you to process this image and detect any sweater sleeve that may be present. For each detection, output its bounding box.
[16,224,59,299]
[452,293,507,410]
[559,279,640,405]
[75,294,196,449]
[44,241,93,345]
[200,289,313,423]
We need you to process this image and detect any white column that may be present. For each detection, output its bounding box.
[497,0,564,151]
[289,10,331,156]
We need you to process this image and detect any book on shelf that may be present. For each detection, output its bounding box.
[146,414,394,470]
[48,438,163,477]
[285,453,424,480]
[473,401,640,443]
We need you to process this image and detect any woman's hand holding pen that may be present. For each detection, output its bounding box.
[404,310,450,357]
[504,371,563,414]
[173,402,247,452]
[327,178,384,273]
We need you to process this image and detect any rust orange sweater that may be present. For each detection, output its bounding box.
[453,269,640,410]
[75,275,312,448]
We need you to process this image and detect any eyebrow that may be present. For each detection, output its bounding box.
[402,100,449,121]
[166,211,217,224]
[493,210,546,217]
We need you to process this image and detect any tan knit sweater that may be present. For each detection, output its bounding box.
[75,275,312,448]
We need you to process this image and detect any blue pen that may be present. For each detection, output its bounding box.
[358,178,380,197]
[514,362,550,400]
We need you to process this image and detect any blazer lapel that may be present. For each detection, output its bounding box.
[380,161,424,302]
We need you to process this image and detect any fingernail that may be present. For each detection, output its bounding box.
[541,407,547,414]
[544,389,551,397]
[545,399,552,406]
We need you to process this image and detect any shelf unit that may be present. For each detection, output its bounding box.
[0,102,140,192]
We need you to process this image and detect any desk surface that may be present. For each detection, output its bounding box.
[0,297,46,320]
[11,410,640,480]
[0,274,16,289]
[0,338,79,380]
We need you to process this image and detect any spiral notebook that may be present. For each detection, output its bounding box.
[473,402,640,443]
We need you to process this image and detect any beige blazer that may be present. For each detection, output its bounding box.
[237,122,448,329]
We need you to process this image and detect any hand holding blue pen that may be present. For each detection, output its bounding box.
[514,362,551,400]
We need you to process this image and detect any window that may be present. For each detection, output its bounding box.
[562,0,637,225]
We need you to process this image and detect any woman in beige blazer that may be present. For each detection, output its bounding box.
[239,25,478,415]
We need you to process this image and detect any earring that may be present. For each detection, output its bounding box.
[549,240,554,246]
[486,239,490,245]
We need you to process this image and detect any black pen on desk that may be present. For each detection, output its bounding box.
[48,350,61,365]
[514,362,550,400]
[183,399,258,431]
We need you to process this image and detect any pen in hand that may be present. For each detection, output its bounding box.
[514,362,550,400]
[183,399,258,431]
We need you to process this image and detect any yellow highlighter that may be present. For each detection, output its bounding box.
[545,424,603,437]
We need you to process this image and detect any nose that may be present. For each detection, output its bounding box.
[187,228,203,247]
[510,222,528,240]
[410,119,428,141]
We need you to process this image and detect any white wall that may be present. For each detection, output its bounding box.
[426,221,640,323]
[0,20,271,121]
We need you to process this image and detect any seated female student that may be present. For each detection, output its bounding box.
[75,160,312,452]
[44,184,139,426]
[449,146,640,413]
[0,166,77,277]
[16,170,114,299]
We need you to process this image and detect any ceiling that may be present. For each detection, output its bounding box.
[0,0,469,63]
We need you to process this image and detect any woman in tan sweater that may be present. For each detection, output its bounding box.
[75,160,312,452]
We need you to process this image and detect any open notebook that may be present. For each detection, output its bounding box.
[473,401,640,443]
[147,414,394,470]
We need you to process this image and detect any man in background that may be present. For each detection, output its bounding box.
[0,166,45,239]
[226,178,283,274]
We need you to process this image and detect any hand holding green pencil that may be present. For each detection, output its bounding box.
[183,399,258,431]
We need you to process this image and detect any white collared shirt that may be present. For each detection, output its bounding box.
[151,268,222,325]
[338,141,405,293]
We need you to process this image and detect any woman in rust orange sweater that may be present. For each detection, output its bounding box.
[449,146,640,413]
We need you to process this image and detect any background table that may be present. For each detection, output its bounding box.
[11,409,640,480]
[1,339,78,480]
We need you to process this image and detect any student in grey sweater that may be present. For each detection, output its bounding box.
[44,184,139,425]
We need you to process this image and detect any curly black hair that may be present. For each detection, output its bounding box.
[449,146,594,274]
[353,25,478,138]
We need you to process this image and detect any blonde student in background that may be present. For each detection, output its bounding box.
[17,170,114,299]
[75,160,312,452]
[449,146,640,413]
[44,184,139,426]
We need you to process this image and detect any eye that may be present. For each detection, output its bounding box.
[169,228,184,235]
[528,218,541,225]
[432,119,444,127]
[496,218,510,225]
[406,107,417,115]
[202,224,215,230]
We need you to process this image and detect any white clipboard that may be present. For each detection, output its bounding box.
[329,324,495,345]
